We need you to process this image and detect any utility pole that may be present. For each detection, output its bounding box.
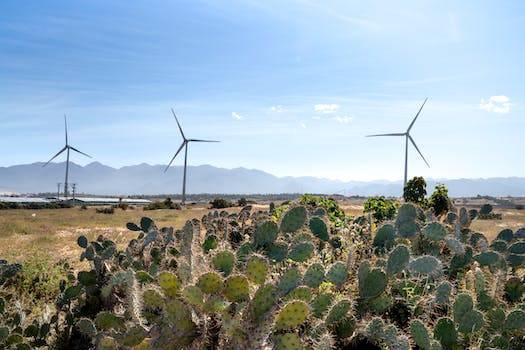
[72,183,77,200]
[57,183,61,199]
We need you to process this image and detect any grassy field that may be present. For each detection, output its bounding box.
[0,205,245,267]
[1,203,523,269]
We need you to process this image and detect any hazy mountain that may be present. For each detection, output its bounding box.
[0,162,524,197]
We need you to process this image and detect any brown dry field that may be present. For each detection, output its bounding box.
[1,202,524,269]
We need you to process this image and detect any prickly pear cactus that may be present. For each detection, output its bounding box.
[2,198,524,350]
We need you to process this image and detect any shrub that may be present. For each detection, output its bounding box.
[480,203,493,215]
[210,198,233,209]
[403,176,427,206]
[237,197,248,207]
[96,206,114,214]
[428,184,451,217]
[117,202,129,210]
[299,194,346,224]
[144,197,181,210]
[363,196,397,223]
[10,250,69,305]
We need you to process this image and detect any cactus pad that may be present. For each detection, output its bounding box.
[326,262,348,287]
[95,312,125,331]
[197,272,223,294]
[158,271,181,298]
[280,206,307,233]
[223,275,250,302]
[246,255,268,285]
[310,292,334,318]
[509,242,525,254]
[275,300,309,330]
[251,284,277,321]
[202,234,218,252]
[423,222,447,241]
[277,267,302,296]
[496,228,514,242]
[285,286,313,302]
[265,242,289,263]
[253,221,279,249]
[504,309,525,332]
[76,318,96,337]
[325,299,352,327]
[433,317,457,349]
[359,268,387,299]
[289,242,314,262]
[435,281,452,305]
[212,250,236,277]
[309,217,329,241]
[387,244,410,276]
[373,224,396,250]
[408,255,442,277]
[410,320,430,350]
[182,285,204,307]
[303,263,325,288]
[276,333,303,350]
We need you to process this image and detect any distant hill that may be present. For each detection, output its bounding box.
[0,162,524,197]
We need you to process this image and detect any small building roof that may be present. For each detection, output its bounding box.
[0,196,51,203]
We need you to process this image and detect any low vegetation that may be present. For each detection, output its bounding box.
[143,198,181,211]
[1,197,524,349]
[363,196,398,223]
[209,198,234,209]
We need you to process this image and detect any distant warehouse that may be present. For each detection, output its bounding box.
[0,196,151,207]
[0,196,52,204]
[62,197,152,206]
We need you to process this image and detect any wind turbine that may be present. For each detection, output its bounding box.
[366,98,430,188]
[164,109,219,205]
[43,115,92,198]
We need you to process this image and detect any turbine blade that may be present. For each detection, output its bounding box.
[164,142,185,172]
[407,98,428,132]
[69,146,92,158]
[408,135,430,167]
[43,146,67,167]
[187,139,220,143]
[171,108,186,140]
[366,133,405,137]
[64,114,68,145]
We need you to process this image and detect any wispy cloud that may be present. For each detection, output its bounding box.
[480,95,511,114]
[333,116,353,124]
[232,112,244,120]
[314,104,339,113]
[270,105,284,112]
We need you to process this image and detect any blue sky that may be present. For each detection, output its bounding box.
[1,0,524,181]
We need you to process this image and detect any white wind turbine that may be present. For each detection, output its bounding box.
[164,109,219,205]
[367,98,430,188]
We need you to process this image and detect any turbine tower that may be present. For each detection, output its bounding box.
[165,109,219,205]
[366,98,430,188]
[43,115,92,198]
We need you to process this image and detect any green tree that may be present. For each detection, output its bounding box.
[363,196,398,223]
[403,176,427,205]
[428,184,451,216]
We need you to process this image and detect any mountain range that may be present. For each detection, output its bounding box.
[0,162,524,197]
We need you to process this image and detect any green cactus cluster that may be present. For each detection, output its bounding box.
[1,199,525,349]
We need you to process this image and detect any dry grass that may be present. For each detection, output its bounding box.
[471,208,525,241]
[0,205,246,267]
[1,202,523,269]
